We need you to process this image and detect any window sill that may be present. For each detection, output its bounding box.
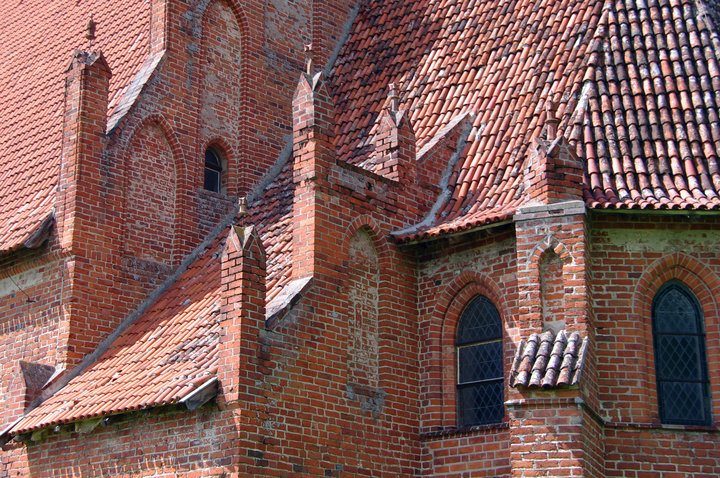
[420,421,509,441]
[605,421,719,434]
[198,187,230,200]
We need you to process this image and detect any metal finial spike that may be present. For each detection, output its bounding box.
[545,98,558,139]
[388,83,399,111]
[304,44,313,75]
[546,98,557,120]
[86,14,97,42]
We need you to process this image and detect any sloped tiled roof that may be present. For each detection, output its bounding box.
[9,0,720,434]
[242,164,295,305]
[510,330,587,389]
[11,231,226,434]
[581,0,720,210]
[331,0,720,241]
[0,0,151,252]
[10,181,297,433]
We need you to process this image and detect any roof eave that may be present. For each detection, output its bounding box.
[0,211,55,257]
[393,217,514,246]
[589,205,720,217]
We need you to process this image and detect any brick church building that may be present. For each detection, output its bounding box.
[1,0,720,475]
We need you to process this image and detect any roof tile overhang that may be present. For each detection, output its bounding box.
[0,207,55,255]
[7,229,228,436]
[510,329,587,390]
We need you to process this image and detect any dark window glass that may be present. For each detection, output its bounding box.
[652,281,712,426]
[204,148,222,193]
[457,295,503,427]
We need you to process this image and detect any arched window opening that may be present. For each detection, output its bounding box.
[652,281,712,426]
[204,147,223,193]
[457,295,504,427]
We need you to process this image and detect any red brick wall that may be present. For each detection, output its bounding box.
[0,250,65,426]
[421,427,511,476]
[604,426,720,477]
[0,0,359,473]
[124,121,177,264]
[592,213,720,475]
[505,397,605,478]
[3,407,239,477]
[509,400,588,478]
[416,228,517,474]
[592,213,720,424]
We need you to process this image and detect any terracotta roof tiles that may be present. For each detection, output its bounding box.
[10,164,295,434]
[0,0,151,252]
[331,0,720,241]
[242,163,295,305]
[11,230,226,434]
[510,329,587,389]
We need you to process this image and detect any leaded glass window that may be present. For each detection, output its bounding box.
[457,295,504,427]
[652,281,712,426]
[204,148,223,193]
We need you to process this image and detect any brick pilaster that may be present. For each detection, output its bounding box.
[372,85,416,183]
[217,225,267,475]
[55,50,125,367]
[510,201,601,476]
[508,399,603,478]
[218,225,266,405]
[291,69,337,279]
[56,50,112,252]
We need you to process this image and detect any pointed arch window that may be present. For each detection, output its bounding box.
[457,295,504,427]
[204,147,223,193]
[652,281,712,426]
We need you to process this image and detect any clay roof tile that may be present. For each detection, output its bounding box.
[511,329,587,389]
[348,0,720,242]
[0,0,152,252]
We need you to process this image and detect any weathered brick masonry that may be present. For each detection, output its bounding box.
[2,0,720,476]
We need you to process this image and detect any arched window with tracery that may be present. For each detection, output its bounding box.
[456,295,504,427]
[652,281,712,426]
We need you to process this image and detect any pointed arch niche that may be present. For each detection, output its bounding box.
[529,239,574,332]
[346,228,380,388]
[123,120,177,265]
[538,248,565,332]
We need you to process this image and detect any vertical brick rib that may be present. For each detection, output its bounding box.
[291,70,336,279]
[219,225,266,405]
[55,50,122,367]
[218,225,267,475]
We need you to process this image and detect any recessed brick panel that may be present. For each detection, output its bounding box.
[124,122,176,264]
